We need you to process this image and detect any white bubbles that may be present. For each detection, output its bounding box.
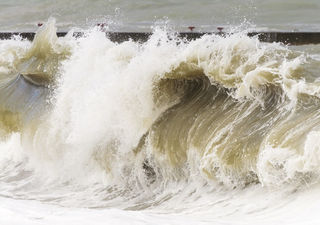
[257,131,320,189]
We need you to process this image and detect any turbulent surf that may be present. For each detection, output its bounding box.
[1,18,320,224]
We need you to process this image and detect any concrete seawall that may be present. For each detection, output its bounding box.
[1,31,320,45]
[247,32,320,45]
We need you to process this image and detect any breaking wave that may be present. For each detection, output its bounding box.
[1,18,320,214]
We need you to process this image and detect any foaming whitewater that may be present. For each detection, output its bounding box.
[1,18,320,224]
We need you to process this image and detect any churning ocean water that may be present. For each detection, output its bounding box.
[1,0,320,224]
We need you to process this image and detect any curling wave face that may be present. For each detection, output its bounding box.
[1,18,320,214]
